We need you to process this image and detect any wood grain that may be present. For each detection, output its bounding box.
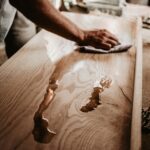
[0,12,142,150]
[130,18,142,150]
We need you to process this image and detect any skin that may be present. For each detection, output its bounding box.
[9,0,119,50]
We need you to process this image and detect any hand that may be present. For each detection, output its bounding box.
[79,29,120,50]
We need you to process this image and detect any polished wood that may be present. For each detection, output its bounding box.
[0,12,142,150]
[130,18,142,150]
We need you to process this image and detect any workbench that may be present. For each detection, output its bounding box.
[0,12,142,150]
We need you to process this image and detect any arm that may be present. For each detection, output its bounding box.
[9,0,119,49]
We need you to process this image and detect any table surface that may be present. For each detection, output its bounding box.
[0,12,141,150]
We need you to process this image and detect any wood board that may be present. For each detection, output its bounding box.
[0,12,142,150]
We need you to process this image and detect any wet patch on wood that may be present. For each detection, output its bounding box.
[32,80,58,143]
[80,77,112,112]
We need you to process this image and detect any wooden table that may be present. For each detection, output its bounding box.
[0,12,142,150]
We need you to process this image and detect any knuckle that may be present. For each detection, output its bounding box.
[102,37,107,42]
[102,32,106,36]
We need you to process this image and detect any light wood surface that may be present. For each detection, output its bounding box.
[0,12,142,150]
[130,18,142,150]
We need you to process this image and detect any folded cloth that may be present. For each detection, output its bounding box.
[79,44,132,53]
[143,17,150,29]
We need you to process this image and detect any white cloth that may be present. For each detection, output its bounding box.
[79,44,132,53]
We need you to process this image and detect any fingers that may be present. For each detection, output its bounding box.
[100,43,111,50]
[97,29,120,45]
[93,38,112,50]
[99,30,120,48]
[105,38,118,47]
[81,29,120,50]
[104,30,119,43]
[107,31,119,43]
[94,36,118,49]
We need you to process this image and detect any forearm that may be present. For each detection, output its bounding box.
[9,0,84,43]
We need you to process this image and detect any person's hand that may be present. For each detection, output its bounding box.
[79,29,120,50]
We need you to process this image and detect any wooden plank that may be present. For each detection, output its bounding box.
[0,12,142,150]
[130,18,142,150]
